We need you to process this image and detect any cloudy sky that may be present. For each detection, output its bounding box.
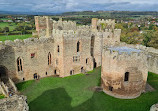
[0,0,158,13]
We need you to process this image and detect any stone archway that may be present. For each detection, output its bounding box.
[0,66,8,83]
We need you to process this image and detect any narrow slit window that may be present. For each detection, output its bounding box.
[124,72,129,82]
[86,58,88,64]
[48,52,51,65]
[77,41,80,52]
[57,45,60,52]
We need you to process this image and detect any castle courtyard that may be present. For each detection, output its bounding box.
[16,67,158,111]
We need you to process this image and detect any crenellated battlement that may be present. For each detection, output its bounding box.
[101,29,121,39]
[103,46,147,61]
[52,29,91,39]
[52,20,76,24]
[119,42,158,54]
[77,25,90,30]
[98,19,115,24]
[52,19,77,31]
[0,37,54,48]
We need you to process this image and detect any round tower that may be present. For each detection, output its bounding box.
[101,47,148,99]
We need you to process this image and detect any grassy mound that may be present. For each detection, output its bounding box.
[16,68,158,111]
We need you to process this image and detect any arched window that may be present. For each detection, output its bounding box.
[48,52,51,65]
[57,45,60,52]
[77,41,80,52]
[17,57,22,71]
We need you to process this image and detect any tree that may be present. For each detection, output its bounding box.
[146,31,158,48]
[130,27,139,32]
[0,28,3,33]
[3,27,9,32]
[142,31,152,47]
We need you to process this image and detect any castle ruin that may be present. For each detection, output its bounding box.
[0,16,158,99]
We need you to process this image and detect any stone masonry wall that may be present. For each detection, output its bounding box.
[101,48,148,99]
[118,42,158,74]
[0,95,29,111]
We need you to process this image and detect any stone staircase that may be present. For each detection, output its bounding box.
[0,78,17,97]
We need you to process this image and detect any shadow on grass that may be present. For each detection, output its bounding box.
[29,88,72,111]
[29,87,97,111]
[28,70,158,111]
[29,87,158,111]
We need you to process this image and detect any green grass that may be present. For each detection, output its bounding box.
[16,68,158,111]
[16,80,35,92]
[0,94,5,99]
[0,34,32,41]
[0,22,16,31]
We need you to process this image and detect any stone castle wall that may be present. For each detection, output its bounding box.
[1,16,157,87]
[0,95,29,111]
[0,38,56,82]
[92,18,116,31]
[117,42,158,74]
[35,16,77,37]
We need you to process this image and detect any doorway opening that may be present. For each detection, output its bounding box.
[93,58,97,68]
[33,73,38,80]
[0,66,8,83]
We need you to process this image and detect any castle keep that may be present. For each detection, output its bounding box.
[101,47,148,98]
[0,16,158,99]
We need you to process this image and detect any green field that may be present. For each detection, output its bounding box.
[0,22,17,31]
[0,34,32,41]
[16,67,158,111]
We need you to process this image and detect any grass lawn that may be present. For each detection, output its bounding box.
[16,67,158,111]
[0,34,32,42]
[0,22,16,31]
[0,94,5,99]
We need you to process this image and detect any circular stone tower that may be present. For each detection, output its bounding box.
[101,47,148,99]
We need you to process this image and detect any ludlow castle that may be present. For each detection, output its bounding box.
[0,16,158,99]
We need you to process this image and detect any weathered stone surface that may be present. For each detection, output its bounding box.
[0,16,157,101]
[150,103,158,111]
[0,17,121,83]
[0,95,29,111]
[101,47,148,99]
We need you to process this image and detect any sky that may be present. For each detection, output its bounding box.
[0,0,158,13]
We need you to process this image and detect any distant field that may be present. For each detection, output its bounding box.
[0,18,11,20]
[0,22,16,31]
[0,34,32,41]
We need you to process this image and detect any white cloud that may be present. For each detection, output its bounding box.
[0,0,158,12]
